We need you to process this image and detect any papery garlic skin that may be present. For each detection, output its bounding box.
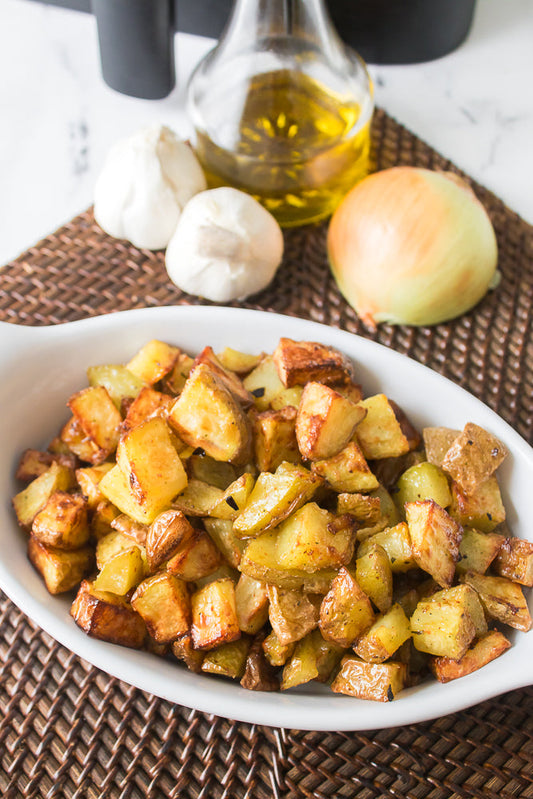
[94,125,207,250]
[327,167,499,327]
[165,187,284,302]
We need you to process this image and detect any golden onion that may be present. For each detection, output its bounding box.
[327,167,499,327]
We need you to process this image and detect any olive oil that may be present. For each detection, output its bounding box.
[194,70,371,227]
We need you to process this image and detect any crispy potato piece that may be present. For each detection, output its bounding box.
[168,364,252,464]
[354,395,414,460]
[126,340,181,385]
[493,538,533,587]
[355,485,400,541]
[172,633,204,673]
[430,630,511,683]
[442,423,508,495]
[233,461,322,537]
[355,543,393,613]
[208,473,255,520]
[68,385,123,456]
[270,386,304,411]
[28,538,93,594]
[357,522,416,573]
[217,347,262,376]
[32,491,89,551]
[276,503,356,572]
[405,500,462,587]
[162,352,195,395]
[13,461,75,530]
[331,657,407,701]
[60,416,103,464]
[187,454,237,490]
[173,479,224,517]
[110,513,148,545]
[121,386,173,433]
[87,364,146,407]
[166,529,222,581]
[456,528,505,575]
[395,463,452,513]
[262,630,295,667]
[337,492,382,525]
[93,546,145,595]
[235,574,269,634]
[461,570,532,632]
[268,585,320,646]
[203,517,246,568]
[273,338,354,387]
[252,407,300,472]
[191,578,240,650]
[449,476,505,532]
[354,604,411,663]
[91,500,121,540]
[410,584,486,658]
[295,382,367,461]
[145,509,195,572]
[311,441,379,493]
[192,346,253,406]
[281,630,344,690]
[319,567,374,647]
[423,427,461,468]
[131,572,191,643]
[371,451,425,492]
[96,529,146,571]
[240,633,280,691]
[243,355,286,411]
[16,449,77,482]
[71,580,146,647]
[75,462,114,509]
[201,637,250,679]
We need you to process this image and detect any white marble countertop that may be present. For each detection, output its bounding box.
[1,0,532,267]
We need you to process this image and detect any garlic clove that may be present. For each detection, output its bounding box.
[165,187,284,302]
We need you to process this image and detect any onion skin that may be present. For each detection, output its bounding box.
[327,167,498,327]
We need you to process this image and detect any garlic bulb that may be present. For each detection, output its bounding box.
[165,187,284,302]
[94,125,207,250]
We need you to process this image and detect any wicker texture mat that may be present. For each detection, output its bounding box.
[1,108,532,798]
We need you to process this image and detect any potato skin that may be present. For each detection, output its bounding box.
[71,580,146,647]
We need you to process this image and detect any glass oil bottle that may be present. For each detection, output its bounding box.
[186,0,374,227]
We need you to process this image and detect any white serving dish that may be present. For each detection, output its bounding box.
[0,305,531,731]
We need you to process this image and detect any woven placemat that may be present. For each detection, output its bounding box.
[1,108,532,799]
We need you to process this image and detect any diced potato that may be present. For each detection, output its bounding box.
[233,461,322,537]
[449,476,505,532]
[203,517,245,568]
[410,584,486,658]
[252,407,300,472]
[187,454,237,490]
[355,543,393,613]
[405,500,462,587]
[131,572,191,643]
[91,500,121,540]
[191,578,240,649]
[192,346,253,406]
[201,637,250,679]
[357,522,416,573]
[126,339,181,385]
[273,338,354,387]
[395,463,452,512]
[267,585,319,645]
[68,385,123,456]
[336,492,381,526]
[262,629,295,667]
[240,634,280,691]
[243,355,286,412]
[217,347,262,376]
[423,427,460,468]
[208,473,255,520]
[430,630,511,683]
[319,567,374,647]
[60,416,102,464]
[75,462,114,509]
[28,537,93,594]
[168,363,252,464]
[331,656,407,701]
[235,574,269,634]
[121,386,173,433]
[280,631,323,690]
[461,570,532,632]
[87,364,146,407]
[16,448,76,482]
[370,451,425,492]
[354,395,414,460]
[13,461,75,530]
[311,441,379,493]
[493,537,533,587]
[93,546,145,595]
[110,513,148,545]
[295,382,367,461]
[269,386,304,411]
[172,479,223,516]
[276,502,355,572]
[96,529,146,571]
[442,423,508,495]
[145,509,195,572]
[194,565,240,590]
[31,491,89,550]
[162,352,195,395]
[71,580,146,647]
[353,604,411,663]
[456,528,505,575]
[355,485,400,540]
[165,529,221,581]
[172,633,204,673]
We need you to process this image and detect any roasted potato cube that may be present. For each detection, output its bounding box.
[13,461,74,530]
[430,630,511,683]
[461,571,532,632]
[16,448,76,482]
[192,346,253,406]
[110,513,148,545]
[311,441,379,493]
[355,543,393,613]
[456,528,505,575]
[405,500,462,587]
[208,473,255,520]
[87,364,146,407]
[243,355,286,411]
[172,479,223,516]
[319,567,374,647]
[262,630,295,667]
[268,585,319,646]
[493,538,533,587]
[96,529,146,571]
[75,462,114,509]
[201,637,250,679]
[191,578,240,650]
[331,656,407,701]
[121,386,173,433]
[187,454,237,490]
[252,407,300,472]
[442,423,508,495]
[172,633,204,673]
[166,529,222,581]
[145,509,195,572]
[354,394,414,460]
[281,630,344,690]
[162,352,195,395]
[410,584,486,658]
[203,517,246,568]
[273,338,353,387]
[240,634,280,691]
[217,347,262,376]
[357,522,416,573]
[126,339,180,385]
[423,427,461,468]
[336,492,381,526]
[131,572,191,643]
[168,363,252,464]
[355,485,400,540]
[60,416,103,464]
[28,537,93,594]
[269,386,304,411]
[31,491,89,550]
[353,604,411,663]
[449,476,505,532]
[68,385,122,457]
[235,574,269,634]
[71,580,146,647]
[93,546,145,595]
[395,463,452,512]
[276,502,355,572]
[371,451,425,492]
[295,382,366,461]
[91,500,121,540]
[233,461,322,537]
